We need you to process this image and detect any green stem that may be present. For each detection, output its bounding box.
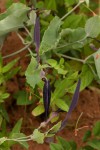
[61,0,85,21]
[83,4,96,15]
[56,53,84,63]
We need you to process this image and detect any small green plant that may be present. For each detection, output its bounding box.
[0,55,19,122]
[0,0,99,149]
[50,121,100,150]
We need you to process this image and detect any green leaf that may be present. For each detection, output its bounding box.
[85,16,100,38]
[80,64,94,90]
[0,105,9,122]
[10,133,29,149]
[60,27,87,49]
[39,16,63,55]
[68,65,94,93]
[92,121,100,137]
[88,139,100,150]
[57,136,71,150]
[85,0,89,6]
[0,137,7,145]
[2,58,18,73]
[93,48,100,79]
[55,99,69,112]
[10,118,23,135]
[0,3,29,36]
[25,57,41,89]
[50,143,63,150]
[63,14,86,29]
[52,72,78,101]
[64,0,77,6]
[49,121,61,133]
[47,59,67,75]
[14,90,34,105]
[46,0,57,11]
[82,130,91,142]
[32,104,45,116]
[31,129,45,144]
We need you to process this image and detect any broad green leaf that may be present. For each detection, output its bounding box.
[57,136,71,150]
[31,129,45,144]
[14,90,34,105]
[32,104,44,116]
[88,139,100,150]
[93,48,100,79]
[2,58,19,73]
[60,27,87,49]
[55,99,69,112]
[85,16,100,38]
[48,121,61,133]
[50,143,63,150]
[80,64,94,90]
[25,57,41,89]
[47,59,57,67]
[63,14,87,29]
[39,16,63,55]
[92,121,100,137]
[68,65,94,93]
[52,72,78,101]
[0,3,29,36]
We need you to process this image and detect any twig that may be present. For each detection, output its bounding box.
[3,43,32,59]
[61,0,85,21]
[56,53,84,63]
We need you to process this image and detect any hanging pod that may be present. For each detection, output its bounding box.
[43,78,51,119]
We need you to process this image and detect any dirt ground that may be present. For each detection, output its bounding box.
[0,1,100,150]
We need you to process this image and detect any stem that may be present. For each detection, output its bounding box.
[38,111,59,129]
[3,43,32,59]
[7,138,31,142]
[83,4,96,16]
[56,53,84,63]
[75,112,83,130]
[24,25,32,39]
[84,53,93,62]
[61,0,85,21]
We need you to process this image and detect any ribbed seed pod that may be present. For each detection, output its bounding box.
[43,78,51,119]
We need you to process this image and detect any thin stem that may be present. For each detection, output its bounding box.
[84,53,93,62]
[7,138,31,142]
[3,43,32,59]
[56,53,84,63]
[83,4,96,16]
[38,111,59,129]
[24,25,32,39]
[61,0,85,21]
[75,112,83,130]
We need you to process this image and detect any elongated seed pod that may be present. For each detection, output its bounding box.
[60,79,81,130]
[34,16,40,54]
[43,79,51,119]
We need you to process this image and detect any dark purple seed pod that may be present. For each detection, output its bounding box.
[34,16,40,54]
[43,78,51,119]
[60,79,81,130]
